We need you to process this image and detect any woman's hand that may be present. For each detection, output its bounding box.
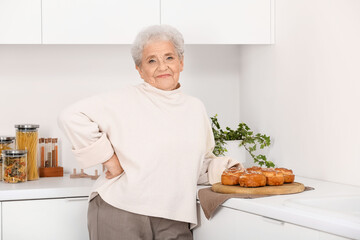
[102,154,124,179]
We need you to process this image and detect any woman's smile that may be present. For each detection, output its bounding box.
[156,74,172,78]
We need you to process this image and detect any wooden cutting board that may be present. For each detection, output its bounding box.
[211,182,305,195]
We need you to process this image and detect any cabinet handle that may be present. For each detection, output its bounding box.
[66,197,88,202]
[262,216,285,225]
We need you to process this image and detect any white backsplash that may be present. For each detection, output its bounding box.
[0,44,241,175]
[237,0,360,186]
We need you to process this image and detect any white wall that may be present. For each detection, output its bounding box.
[238,0,360,186]
[0,44,240,174]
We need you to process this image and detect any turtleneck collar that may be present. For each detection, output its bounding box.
[139,82,183,101]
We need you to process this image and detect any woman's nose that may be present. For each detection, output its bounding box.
[158,60,168,71]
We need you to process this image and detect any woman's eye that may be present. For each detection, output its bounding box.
[167,56,173,60]
[148,59,155,63]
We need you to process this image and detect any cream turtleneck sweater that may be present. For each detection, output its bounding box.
[58,82,239,225]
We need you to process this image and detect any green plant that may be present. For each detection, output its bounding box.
[210,115,227,156]
[210,114,274,168]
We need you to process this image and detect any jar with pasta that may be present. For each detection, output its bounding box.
[0,136,16,181]
[15,124,40,180]
[2,149,27,183]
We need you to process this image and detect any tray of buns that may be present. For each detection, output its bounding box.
[212,166,305,195]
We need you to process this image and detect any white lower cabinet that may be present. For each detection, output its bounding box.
[193,204,350,240]
[2,197,89,240]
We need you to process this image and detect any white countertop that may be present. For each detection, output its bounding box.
[0,174,93,201]
[1,175,359,239]
[201,176,360,240]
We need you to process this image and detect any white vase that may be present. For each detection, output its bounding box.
[225,140,246,164]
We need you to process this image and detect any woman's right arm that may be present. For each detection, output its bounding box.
[103,154,124,179]
[57,95,118,172]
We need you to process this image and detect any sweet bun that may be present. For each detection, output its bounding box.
[275,168,295,183]
[261,168,284,186]
[246,166,262,174]
[221,167,245,185]
[221,165,295,188]
[239,172,266,187]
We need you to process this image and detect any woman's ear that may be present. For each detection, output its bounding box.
[180,57,184,72]
[136,65,144,79]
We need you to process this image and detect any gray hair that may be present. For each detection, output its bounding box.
[131,25,184,66]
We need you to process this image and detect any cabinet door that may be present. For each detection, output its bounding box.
[0,0,42,44]
[2,197,89,240]
[42,0,160,44]
[161,0,274,44]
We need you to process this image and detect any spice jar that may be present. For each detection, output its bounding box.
[52,138,59,167]
[15,124,40,180]
[0,136,16,181]
[45,138,52,167]
[2,149,27,183]
[39,138,45,168]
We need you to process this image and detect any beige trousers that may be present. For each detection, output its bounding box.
[88,195,193,240]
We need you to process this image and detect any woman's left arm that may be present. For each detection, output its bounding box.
[197,108,243,185]
[197,153,242,185]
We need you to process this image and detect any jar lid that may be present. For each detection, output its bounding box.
[2,149,28,157]
[15,124,40,130]
[0,136,16,143]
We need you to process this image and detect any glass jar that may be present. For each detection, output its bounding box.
[15,124,40,180]
[0,136,16,181]
[2,149,27,183]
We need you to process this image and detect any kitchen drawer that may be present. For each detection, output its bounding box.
[2,197,89,240]
[193,204,350,240]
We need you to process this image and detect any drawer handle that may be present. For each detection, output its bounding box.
[66,197,88,202]
[262,216,285,225]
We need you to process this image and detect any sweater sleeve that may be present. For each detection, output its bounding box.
[57,95,114,169]
[197,107,243,185]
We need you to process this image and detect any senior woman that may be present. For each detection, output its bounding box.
[58,25,241,240]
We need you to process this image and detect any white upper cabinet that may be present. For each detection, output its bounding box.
[0,0,274,44]
[42,0,160,44]
[161,0,274,44]
[0,0,41,44]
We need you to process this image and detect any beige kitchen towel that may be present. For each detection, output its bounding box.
[198,186,315,220]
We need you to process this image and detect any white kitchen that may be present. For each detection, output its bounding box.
[0,0,359,240]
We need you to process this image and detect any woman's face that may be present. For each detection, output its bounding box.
[136,40,184,91]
